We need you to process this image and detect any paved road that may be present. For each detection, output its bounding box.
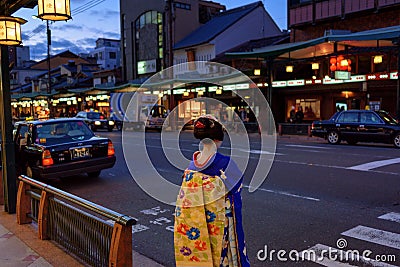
[49,130,400,266]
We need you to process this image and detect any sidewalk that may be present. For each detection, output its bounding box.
[0,205,164,267]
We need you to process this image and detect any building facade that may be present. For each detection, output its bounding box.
[88,38,121,70]
[119,0,225,81]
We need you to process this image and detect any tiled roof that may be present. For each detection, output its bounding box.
[174,1,263,50]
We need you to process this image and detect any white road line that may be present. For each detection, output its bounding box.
[243,185,320,201]
[347,158,400,171]
[341,225,400,250]
[378,212,400,224]
[285,144,333,149]
[300,244,397,267]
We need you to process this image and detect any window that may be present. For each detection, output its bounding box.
[175,2,191,10]
[337,112,359,123]
[109,52,116,59]
[360,112,381,124]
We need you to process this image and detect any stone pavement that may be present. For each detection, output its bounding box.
[0,205,164,267]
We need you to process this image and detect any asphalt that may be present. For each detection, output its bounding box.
[0,134,314,267]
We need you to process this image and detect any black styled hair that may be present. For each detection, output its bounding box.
[193,115,224,141]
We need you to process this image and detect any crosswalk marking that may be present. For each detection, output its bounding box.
[300,244,355,266]
[300,244,398,267]
[378,212,400,224]
[346,158,400,171]
[341,225,400,250]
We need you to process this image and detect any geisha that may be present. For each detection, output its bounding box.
[174,115,250,267]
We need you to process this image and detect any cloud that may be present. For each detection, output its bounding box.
[52,24,84,31]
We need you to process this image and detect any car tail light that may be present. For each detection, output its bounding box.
[108,141,115,156]
[42,149,54,166]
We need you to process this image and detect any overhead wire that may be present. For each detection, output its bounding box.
[24,0,108,40]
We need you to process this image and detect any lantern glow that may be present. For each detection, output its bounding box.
[37,0,72,21]
[0,16,27,45]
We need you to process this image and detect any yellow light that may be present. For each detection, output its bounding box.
[254,69,261,76]
[311,63,319,70]
[0,16,27,45]
[286,65,293,73]
[340,59,348,67]
[183,91,189,97]
[216,89,222,94]
[37,0,72,21]
[198,90,204,96]
[373,55,383,64]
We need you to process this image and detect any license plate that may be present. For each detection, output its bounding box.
[70,147,91,159]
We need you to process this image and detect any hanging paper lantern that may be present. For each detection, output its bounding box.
[330,64,337,72]
[330,57,337,65]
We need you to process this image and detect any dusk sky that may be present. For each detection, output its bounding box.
[14,0,287,61]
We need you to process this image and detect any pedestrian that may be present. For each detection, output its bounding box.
[295,106,304,123]
[174,114,250,267]
[289,106,296,123]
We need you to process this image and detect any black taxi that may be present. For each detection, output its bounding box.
[311,110,400,148]
[14,118,116,179]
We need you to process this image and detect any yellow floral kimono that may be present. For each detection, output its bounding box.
[174,170,226,266]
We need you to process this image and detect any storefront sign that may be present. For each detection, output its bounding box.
[323,78,344,84]
[287,80,305,86]
[335,71,351,80]
[346,75,366,82]
[137,59,157,75]
[272,81,286,87]
[367,73,391,80]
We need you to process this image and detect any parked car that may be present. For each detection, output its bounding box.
[76,111,115,132]
[311,110,400,148]
[13,118,116,180]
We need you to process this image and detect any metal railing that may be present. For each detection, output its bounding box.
[278,123,312,136]
[16,175,136,267]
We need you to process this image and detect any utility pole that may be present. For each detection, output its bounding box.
[0,46,17,213]
[47,20,51,94]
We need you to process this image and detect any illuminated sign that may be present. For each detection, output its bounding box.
[137,59,157,75]
[272,81,287,87]
[335,71,351,80]
[287,80,305,86]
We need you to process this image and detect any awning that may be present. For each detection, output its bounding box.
[225,25,400,60]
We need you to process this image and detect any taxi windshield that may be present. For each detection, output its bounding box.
[35,121,94,145]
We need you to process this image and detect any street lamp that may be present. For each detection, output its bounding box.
[36,0,72,95]
[0,16,27,45]
[37,0,71,21]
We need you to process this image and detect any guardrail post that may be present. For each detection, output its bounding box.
[308,125,312,137]
[38,190,53,240]
[16,181,32,224]
[278,124,282,135]
[109,222,132,267]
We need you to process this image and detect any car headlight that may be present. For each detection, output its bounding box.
[94,121,101,126]
[108,121,114,125]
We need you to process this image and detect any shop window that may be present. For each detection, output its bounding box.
[287,98,320,121]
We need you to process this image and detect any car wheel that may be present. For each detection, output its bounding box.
[393,133,400,148]
[327,131,340,144]
[88,171,101,178]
